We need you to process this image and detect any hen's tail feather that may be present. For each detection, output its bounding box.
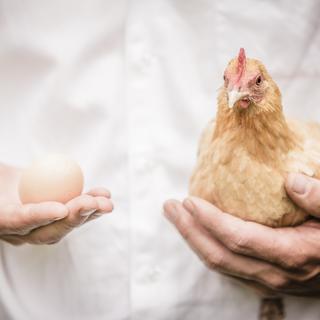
[259,297,285,320]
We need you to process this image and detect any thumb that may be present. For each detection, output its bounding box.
[285,173,320,217]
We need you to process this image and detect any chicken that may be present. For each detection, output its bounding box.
[190,48,320,227]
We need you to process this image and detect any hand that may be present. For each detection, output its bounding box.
[0,165,113,245]
[163,173,320,297]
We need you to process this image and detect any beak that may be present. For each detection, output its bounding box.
[228,89,249,108]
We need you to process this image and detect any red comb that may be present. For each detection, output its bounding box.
[236,48,246,82]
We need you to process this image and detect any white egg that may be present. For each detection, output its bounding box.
[19,154,84,204]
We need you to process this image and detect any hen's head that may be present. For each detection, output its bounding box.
[221,48,281,114]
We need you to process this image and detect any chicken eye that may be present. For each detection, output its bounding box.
[256,75,262,86]
[223,74,226,81]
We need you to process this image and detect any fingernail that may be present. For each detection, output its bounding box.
[80,209,97,217]
[92,212,104,217]
[106,191,111,198]
[288,173,308,195]
[163,201,179,223]
[53,216,65,221]
[183,198,195,214]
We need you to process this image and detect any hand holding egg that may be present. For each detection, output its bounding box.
[0,155,113,246]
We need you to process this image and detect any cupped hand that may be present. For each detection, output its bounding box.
[163,173,320,297]
[0,187,113,245]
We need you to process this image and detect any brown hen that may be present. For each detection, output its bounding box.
[190,48,320,227]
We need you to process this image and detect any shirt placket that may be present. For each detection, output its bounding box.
[125,6,161,317]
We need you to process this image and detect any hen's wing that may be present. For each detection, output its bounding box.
[189,120,219,204]
[287,120,320,178]
[196,119,215,157]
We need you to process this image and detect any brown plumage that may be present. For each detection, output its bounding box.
[190,48,320,227]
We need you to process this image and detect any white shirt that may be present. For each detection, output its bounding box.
[0,1,320,319]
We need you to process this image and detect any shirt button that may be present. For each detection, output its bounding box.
[137,52,156,73]
[141,53,155,67]
[136,157,155,172]
[146,266,161,282]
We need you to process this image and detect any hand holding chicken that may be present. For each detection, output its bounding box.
[164,175,320,296]
[164,49,320,319]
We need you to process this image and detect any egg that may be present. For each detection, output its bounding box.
[19,154,84,204]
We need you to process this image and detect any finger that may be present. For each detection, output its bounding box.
[86,187,111,198]
[0,202,68,235]
[21,195,112,244]
[65,194,99,225]
[230,276,279,298]
[1,235,25,246]
[95,196,113,213]
[84,196,114,222]
[286,173,320,217]
[163,199,290,291]
[182,196,307,271]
